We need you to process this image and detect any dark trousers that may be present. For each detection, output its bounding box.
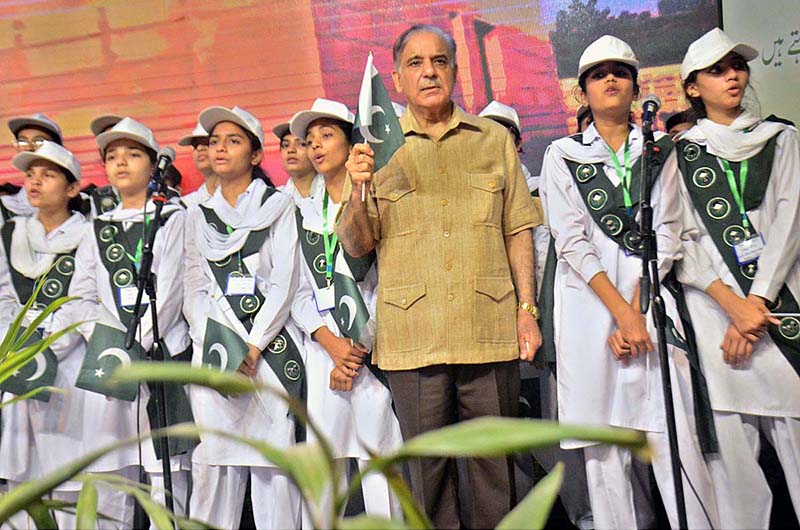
[385,360,520,529]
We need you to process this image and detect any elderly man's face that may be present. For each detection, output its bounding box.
[392,31,456,115]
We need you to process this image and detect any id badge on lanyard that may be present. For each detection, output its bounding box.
[734,233,765,265]
[226,271,256,296]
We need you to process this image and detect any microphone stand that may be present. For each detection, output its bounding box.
[125,174,176,526]
[638,123,688,529]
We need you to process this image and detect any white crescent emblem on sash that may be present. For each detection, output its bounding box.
[359,106,385,144]
[97,348,132,368]
[338,295,358,330]
[25,353,47,382]
[208,343,229,371]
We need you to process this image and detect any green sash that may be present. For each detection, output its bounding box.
[90,186,119,216]
[200,203,307,441]
[676,136,800,377]
[295,209,387,387]
[0,220,76,401]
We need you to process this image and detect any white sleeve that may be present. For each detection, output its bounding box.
[182,206,209,332]
[248,204,300,350]
[152,210,186,347]
[0,241,20,326]
[291,269,326,337]
[539,145,606,283]
[65,225,100,342]
[651,152,685,282]
[750,129,800,301]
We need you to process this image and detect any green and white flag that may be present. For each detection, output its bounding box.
[76,323,143,401]
[352,52,405,170]
[0,328,57,402]
[202,318,248,374]
[332,251,375,351]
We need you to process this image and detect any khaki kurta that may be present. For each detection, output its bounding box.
[341,105,540,370]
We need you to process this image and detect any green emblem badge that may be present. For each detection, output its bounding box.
[575,164,597,183]
[706,197,731,220]
[587,189,608,211]
[600,214,623,236]
[779,317,800,340]
[692,167,716,188]
[284,360,302,381]
[99,225,118,243]
[683,143,701,162]
[55,255,75,276]
[723,225,746,247]
[240,295,260,314]
[268,333,288,354]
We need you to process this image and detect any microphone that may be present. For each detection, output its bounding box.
[641,95,661,133]
[148,146,176,196]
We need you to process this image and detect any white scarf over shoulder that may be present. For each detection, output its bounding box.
[195,179,291,262]
[10,212,85,279]
[680,111,794,162]
[548,123,664,165]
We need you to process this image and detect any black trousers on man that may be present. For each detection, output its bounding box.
[385,360,520,529]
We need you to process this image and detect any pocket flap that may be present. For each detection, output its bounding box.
[376,185,416,202]
[383,283,426,310]
[468,173,505,193]
[475,276,515,302]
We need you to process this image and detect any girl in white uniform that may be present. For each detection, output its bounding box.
[68,117,194,528]
[288,99,402,524]
[539,35,718,529]
[0,142,88,529]
[184,106,302,530]
[273,121,323,204]
[178,121,217,209]
[675,28,800,529]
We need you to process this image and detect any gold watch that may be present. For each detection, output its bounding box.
[518,301,539,320]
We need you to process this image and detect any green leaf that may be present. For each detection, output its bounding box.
[26,499,57,529]
[393,418,650,461]
[0,386,62,409]
[383,470,432,530]
[130,489,173,530]
[497,462,564,530]
[11,296,78,351]
[111,362,258,396]
[339,515,409,530]
[75,480,98,530]
[281,443,331,525]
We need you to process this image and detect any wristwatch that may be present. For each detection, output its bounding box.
[518,301,540,320]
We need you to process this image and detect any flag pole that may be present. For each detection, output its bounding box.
[361,51,374,203]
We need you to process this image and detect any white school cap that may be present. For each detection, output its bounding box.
[272,122,290,140]
[89,114,124,136]
[479,101,521,135]
[12,140,81,181]
[680,28,758,81]
[199,106,264,147]
[289,98,354,139]
[578,35,639,78]
[178,121,209,146]
[8,113,63,144]
[96,117,160,155]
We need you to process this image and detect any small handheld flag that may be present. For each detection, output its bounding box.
[352,52,405,202]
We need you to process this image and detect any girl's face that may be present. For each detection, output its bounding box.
[24,160,79,212]
[14,127,56,153]
[192,138,212,177]
[280,133,314,177]
[686,52,749,117]
[209,121,262,180]
[581,61,636,118]
[104,139,153,199]
[305,119,349,179]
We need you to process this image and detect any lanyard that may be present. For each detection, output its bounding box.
[608,137,632,217]
[322,189,339,287]
[124,214,150,271]
[719,158,750,231]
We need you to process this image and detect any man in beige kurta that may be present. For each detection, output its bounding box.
[338,24,542,528]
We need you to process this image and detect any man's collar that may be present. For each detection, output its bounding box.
[401,103,485,137]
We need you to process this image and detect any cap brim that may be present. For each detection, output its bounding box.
[96,130,157,154]
[272,122,290,140]
[199,107,253,140]
[7,117,62,142]
[90,115,124,136]
[578,57,640,78]
[483,115,519,133]
[682,42,760,80]
[178,134,207,146]
[12,150,68,175]
[289,111,347,139]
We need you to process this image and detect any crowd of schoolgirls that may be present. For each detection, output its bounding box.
[0,26,797,530]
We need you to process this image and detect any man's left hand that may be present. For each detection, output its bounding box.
[518,310,542,363]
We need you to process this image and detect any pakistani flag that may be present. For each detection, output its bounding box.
[332,252,375,351]
[352,52,405,170]
[202,318,248,374]
[0,328,57,402]
[76,323,143,401]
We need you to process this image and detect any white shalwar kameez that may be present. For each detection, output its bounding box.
[181,181,213,210]
[68,201,192,529]
[184,179,302,530]
[675,113,800,529]
[291,187,402,524]
[279,173,324,207]
[0,213,93,530]
[540,123,718,529]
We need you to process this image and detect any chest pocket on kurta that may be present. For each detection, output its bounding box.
[376,182,417,238]
[468,173,505,228]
